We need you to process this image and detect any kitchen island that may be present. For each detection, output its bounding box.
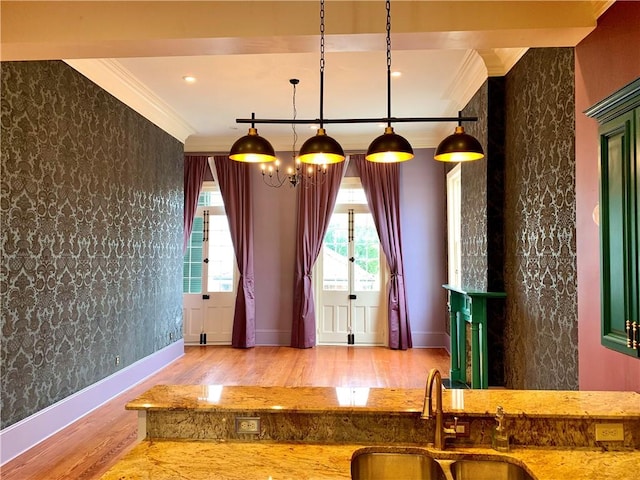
[100,385,640,479]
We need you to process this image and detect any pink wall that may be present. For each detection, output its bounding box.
[251,150,447,347]
[400,149,448,346]
[575,0,640,390]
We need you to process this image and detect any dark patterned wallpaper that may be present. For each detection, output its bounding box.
[458,51,576,389]
[461,82,489,292]
[503,48,578,389]
[461,78,506,386]
[1,61,184,428]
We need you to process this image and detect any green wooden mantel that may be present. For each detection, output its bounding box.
[442,284,506,389]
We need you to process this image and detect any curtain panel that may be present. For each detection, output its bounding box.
[352,154,412,350]
[213,155,256,348]
[183,155,211,252]
[291,161,348,348]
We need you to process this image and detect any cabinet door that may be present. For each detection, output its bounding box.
[599,110,639,357]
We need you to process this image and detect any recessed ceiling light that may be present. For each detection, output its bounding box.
[183,75,197,83]
[391,71,402,78]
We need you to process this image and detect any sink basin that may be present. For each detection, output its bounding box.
[450,459,535,480]
[351,449,447,480]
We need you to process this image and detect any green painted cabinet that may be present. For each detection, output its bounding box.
[587,78,640,358]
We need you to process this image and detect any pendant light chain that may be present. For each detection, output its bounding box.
[319,0,326,128]
[386,0,392,126]
[292,80,298,157]
[232,0,482,164]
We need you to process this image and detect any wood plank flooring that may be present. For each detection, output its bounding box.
[1,345,450,480]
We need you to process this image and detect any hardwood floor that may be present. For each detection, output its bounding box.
[1,345,450,480]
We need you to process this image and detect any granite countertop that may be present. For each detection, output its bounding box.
[100,440,640,480]
[111,386,640,479]
[127,384,640,419]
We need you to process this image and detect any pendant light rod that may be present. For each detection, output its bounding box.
[385,0,392,127]
[236,116,478,125]
[319,0,325,129]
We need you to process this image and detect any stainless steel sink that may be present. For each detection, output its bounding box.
[449,459,535,480]
[351,448,447,480]
[351,448,536,480]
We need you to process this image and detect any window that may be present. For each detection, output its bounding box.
[322,177,381,292]
[182,182,235,294]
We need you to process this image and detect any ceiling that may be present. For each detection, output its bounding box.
[1,1,614,154]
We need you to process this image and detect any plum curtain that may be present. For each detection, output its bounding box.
[183,155,211,252]
[213,155,256,348]
[352,154,412,350]
[291,161,348,348]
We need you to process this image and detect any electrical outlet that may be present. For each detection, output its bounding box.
[445,419,470,437]
[235,417,260,434]
[595,423,624,442]
[115,355,120,366]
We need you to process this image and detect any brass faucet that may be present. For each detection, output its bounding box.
[421,368,457,450]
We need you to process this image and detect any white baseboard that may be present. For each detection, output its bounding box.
[0,340,184,465]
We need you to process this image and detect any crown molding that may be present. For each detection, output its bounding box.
[477,48,528,77]
[64,59,196,143]
[443,50,488,110]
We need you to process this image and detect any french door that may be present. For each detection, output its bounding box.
[315,178,387,345]
[183,183,238,345]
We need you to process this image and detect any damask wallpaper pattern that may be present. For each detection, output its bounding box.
[457,50,577,389]
[503,48,578,389]
[460,82,489,292]
[1,61,184,428]
[461,78,507,386]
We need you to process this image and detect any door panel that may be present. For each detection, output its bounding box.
[182,182,237,346]
[320,303,349,344]
[183,295,204,344]
[317,187,387,346]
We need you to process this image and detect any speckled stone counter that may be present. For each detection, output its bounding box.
[126,385,640,418]
[100,440,640,480]
[99,385,640,480]
[127,385,640,449]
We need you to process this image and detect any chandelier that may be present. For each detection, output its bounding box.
[261,79,327,188]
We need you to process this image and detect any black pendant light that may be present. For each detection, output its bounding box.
[434,112,484,162]
[298,0,345,165]
[366,0,414,163]
[229,112,277,163]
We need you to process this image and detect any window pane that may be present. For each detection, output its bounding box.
[354,214,380,292]
[207,215,235,292]
[323,213,349,291]
[336,186,368,205]
[198,182,225,207]
[183,217,203,293]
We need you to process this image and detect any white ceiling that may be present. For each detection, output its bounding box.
[1,1,614,154]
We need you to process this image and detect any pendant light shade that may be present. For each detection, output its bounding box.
[364,0,413,164]
[229,126,276,163]
[366,126,414,163]
[434,126,484,162]
[298,127,345,165]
